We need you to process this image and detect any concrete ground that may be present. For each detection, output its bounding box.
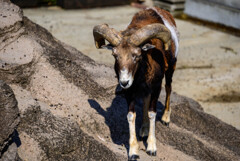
[23,6,240,130]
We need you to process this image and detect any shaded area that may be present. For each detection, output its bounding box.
[57,0,131,9]
[0,81,21,160]
[89,88,240,160]
[88,91,165,149]
[11,0,131,8]
[88,97,129,146]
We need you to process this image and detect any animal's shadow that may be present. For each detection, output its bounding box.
[88,85,165,153]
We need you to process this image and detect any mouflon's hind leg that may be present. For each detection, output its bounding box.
[161,84,171,126]
[139,94,150,138]
[127,100,140,160]
[162,60,176,126]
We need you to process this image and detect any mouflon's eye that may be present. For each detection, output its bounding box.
[132,53,141,61]
[132,54,140,63]
[132,54,136,60]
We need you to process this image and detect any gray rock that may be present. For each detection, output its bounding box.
[18,105,120,161]
[159,92,240,161]
[0,80,20,160]
[0,143,21,161]
[0,0,24,50]
[0,0,30,88]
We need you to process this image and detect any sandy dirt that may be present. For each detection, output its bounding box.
[23,6,240,130]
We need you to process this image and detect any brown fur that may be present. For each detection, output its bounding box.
[114,7,177,108]
[123,8,176,76]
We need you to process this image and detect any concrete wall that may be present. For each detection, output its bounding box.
[184,0,240,29]
[207,0,240,10]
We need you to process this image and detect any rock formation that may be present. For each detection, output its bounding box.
[0,1,240,161]
[0,80,20,161]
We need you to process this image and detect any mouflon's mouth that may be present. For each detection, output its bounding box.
[119,69,133,89]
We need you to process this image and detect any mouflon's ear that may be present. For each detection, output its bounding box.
[100,44,114,50]
[141,43,155,51]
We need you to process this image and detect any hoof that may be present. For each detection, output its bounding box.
[147,151,157,156]
[128,155,140,160]
[161,120,169,127]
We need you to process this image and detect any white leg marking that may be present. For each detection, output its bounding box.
[162,108,171,123]
[147,111,157,153]
[140,95,151,137]
[127,112,139,157]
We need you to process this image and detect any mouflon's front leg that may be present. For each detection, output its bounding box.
[146,111,157,156]
[147,97,158,156]
[127,101,139,160]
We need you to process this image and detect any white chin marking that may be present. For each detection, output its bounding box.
[119,69,133,89]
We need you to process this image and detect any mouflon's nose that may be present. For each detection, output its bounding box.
[120,81,129,88]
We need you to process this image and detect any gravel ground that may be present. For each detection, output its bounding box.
[23,6,240,129]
